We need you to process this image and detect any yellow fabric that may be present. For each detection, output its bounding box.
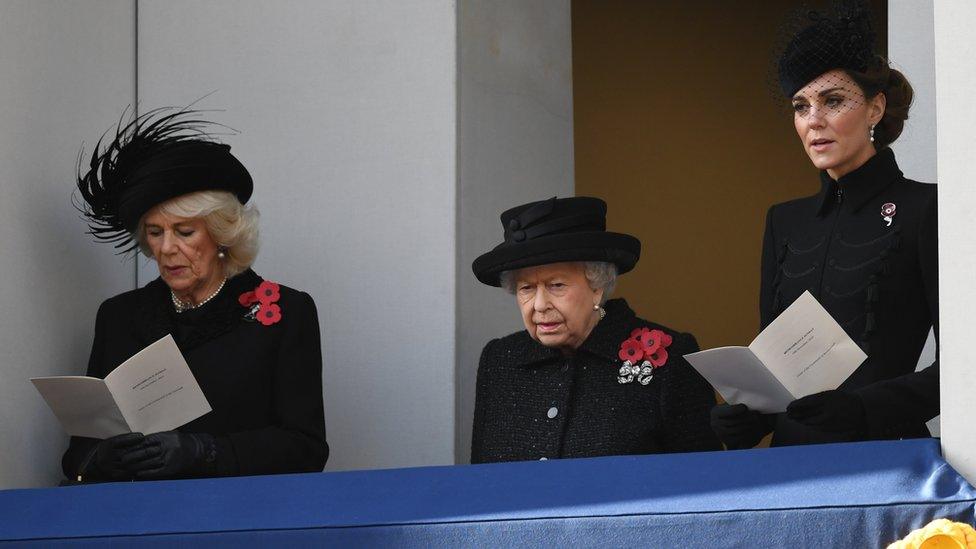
[888,519,976,549]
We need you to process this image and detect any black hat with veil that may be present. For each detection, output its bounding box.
[776,0,880,98]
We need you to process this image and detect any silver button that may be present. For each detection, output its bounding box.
[539,457,548,461]
[547,407,558,419]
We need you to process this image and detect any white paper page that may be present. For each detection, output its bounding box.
[104,334,212,435]
[30,377,130,439]
[749,291,867,399]
[683,346,797,413]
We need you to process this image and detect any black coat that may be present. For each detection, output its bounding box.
[62,269,328,480]
[471,299,721,464]
[761,148,938,445]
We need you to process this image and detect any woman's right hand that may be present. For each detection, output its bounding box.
[92,432,145,480]
[709,403,774,450]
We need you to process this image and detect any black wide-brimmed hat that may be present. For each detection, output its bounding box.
[75,108,253,253]
[777,0,878,98]
[472,196,640,287]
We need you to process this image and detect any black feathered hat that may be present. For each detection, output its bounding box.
[75,108,252,253]
[777,0,879,98]
[472,196,641,287]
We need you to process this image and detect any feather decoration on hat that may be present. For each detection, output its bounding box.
[73,107,222,254]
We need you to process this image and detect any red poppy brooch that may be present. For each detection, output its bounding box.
[239,280,282,326]
[617,328,673,385]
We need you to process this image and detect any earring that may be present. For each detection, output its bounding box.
[217,246,227,259]
[594,303,606,320]
[870,125,875,143]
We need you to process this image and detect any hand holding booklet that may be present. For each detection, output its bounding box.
[683,291,866,413]
[31,334,212,439]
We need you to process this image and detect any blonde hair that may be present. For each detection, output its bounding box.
[136,190,260,277]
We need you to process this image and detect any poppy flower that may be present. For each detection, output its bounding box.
[640,332,661,356]
[648,347,669,368]
[256,280,281,304]
[257,303,282,326]
[238,290,257,307]
[630,327,652,345]
[654,329,673,348]
[618,338,644,362]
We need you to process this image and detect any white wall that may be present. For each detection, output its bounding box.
[0,0,136,488]
[888,0,939,436]
[889,0,937,184]
[455,0,575,463]
[934,0,976,483]
[136,0,458,471]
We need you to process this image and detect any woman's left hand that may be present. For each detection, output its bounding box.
[120,431,215,479]
[786,390,866,432]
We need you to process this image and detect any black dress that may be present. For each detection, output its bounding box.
[62,269,328,479]
[471,299,721,463]
[761,148,938,445]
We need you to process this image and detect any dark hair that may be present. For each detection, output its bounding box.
[845,57,914,150]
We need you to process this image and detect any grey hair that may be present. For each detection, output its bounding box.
[499,261,617,304]
[136,190,260,278]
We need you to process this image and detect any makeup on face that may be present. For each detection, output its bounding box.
[143,208,223,304]
[791,69,882,179]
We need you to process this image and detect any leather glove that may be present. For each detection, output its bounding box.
[120,431,216,480]
[786,390,866,433]
[710,403,774,450]
[89,432,146,480]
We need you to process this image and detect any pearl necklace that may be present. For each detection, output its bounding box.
[172,278,227,313]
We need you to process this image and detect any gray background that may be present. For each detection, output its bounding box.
[0,0,136,488]
[135,0,459,474]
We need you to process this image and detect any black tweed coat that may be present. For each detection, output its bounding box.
[762,148,938,445]
[62,269,328,480]
[471,299,721,463]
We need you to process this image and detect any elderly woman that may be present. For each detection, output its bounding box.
[711,2,938,448]
[470,196,720,463]
[61,109,327,481]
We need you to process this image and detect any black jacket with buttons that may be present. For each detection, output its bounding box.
[470,299,721,463]
[61,269,328,480]
[761,148,938,445]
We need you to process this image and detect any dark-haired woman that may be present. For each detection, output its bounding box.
[710,4,938,448]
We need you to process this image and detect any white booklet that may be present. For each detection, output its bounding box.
[31,334,212,439]
[683,291,867,413]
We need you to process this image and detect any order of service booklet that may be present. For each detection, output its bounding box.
[31,334,212,439]
[683,291,867,413]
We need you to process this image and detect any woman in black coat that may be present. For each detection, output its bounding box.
[62,109,327,481]
[711,3,938,448]
[470,197,721,463]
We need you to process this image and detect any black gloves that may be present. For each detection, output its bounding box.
[88,432,146,480]
[710,391,867,450]
[786,390,866,433]
[710,403,774,450]
[119,431,217,480]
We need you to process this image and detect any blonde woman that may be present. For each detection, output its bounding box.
[62,110,327,481]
